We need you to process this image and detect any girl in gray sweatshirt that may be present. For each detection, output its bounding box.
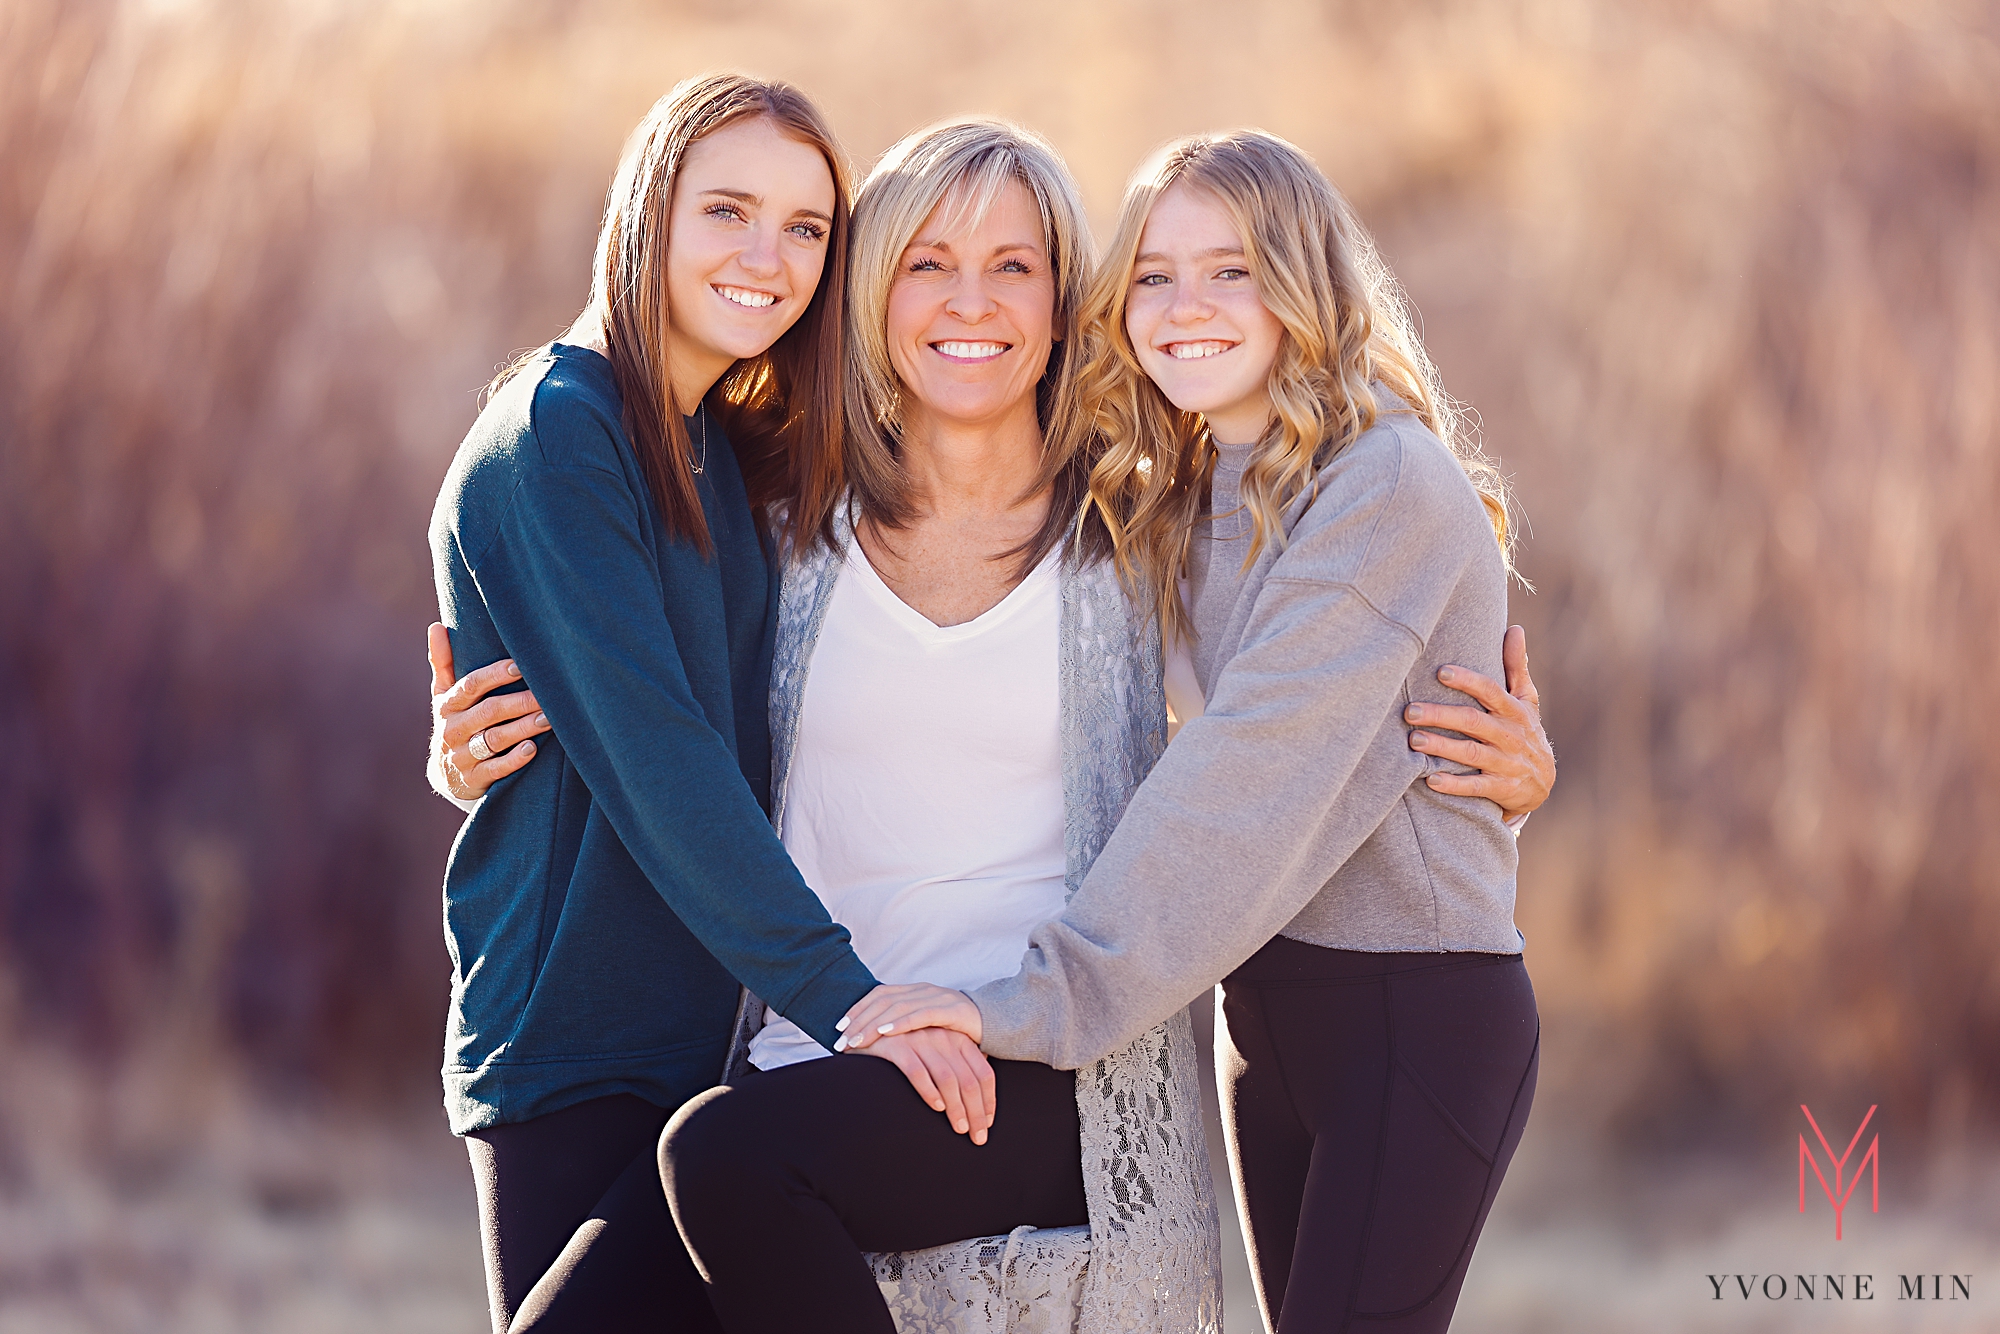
[843,130,1541,1333]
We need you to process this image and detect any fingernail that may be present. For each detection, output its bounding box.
[519,741,535,753]
[506,661,521,677]
[1406,704,1423,720]
[833,1036,847,1051]
[877,1024,894,1035]
[954,1120,967,1133]
[1438,666,1456,682]
[534,712,547,726]
[835,1017,849,1031]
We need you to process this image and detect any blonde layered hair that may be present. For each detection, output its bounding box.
[845,119,1108,570]
[1081,131,1513,640]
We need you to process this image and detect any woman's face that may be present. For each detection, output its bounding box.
[665,117,837,399]
[886,179,1057,436]
[1124,182,1284,446]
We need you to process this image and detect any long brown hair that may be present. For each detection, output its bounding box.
[500,72,853,555]
[1081,131,1514,641]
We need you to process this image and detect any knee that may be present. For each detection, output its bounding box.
[659,1085,762,1219]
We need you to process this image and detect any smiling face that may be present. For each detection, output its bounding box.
[1124,182,1285,445]
[664,116,837,408]
[885,179,1057,436]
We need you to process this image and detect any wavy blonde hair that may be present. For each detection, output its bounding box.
[1081,130,1513,640]
[845,118,1106,571]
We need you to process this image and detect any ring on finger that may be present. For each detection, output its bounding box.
[467,729,495,763]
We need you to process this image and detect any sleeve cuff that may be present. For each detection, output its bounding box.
[966,979,1068,1068]
[774,955,879,1052]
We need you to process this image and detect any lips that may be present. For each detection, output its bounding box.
[930,340,1010,362]
[1162,340,1237,360]
[715,284,779,309]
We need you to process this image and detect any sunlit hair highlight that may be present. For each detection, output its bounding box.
[1081,130,1514,641]
[495,71,852,554]
[844,118,1105,572]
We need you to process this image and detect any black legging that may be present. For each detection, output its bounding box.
[464,1092,720,1334]
[661,1053,1087,1334]
[1218,938,1539,1333]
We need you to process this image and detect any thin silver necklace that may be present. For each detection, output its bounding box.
[691,406,708,476]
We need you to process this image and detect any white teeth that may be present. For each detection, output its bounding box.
[935,341,1008,358]
[716,285,777,308]
[1167,341,1233,360]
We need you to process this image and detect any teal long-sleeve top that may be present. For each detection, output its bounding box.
[428,342,876,1134]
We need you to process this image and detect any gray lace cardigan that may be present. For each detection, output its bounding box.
[720,508,1222,1334]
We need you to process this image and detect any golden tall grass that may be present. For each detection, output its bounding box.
[2,0,1996,1152]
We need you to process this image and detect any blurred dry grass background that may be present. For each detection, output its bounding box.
[3,0,1998,1328]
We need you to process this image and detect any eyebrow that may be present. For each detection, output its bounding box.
[908,238,1045,257]
[699,188,832,223]
[1134,246,1246,263]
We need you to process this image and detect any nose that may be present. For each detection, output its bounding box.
[737,222,782,279]
[942,268,997,323]
[1167,281,1212,325]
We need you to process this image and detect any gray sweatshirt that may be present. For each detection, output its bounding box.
[971,397,1522,1070]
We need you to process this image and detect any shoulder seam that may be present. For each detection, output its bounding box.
[1261,576,1425,650]
[467,367,633,571]
[465,472,526,573]
[527,355,630,476]
[461,459,639,573]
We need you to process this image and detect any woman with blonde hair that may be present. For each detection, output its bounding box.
[438,114,1550,1330]
[843,130,1543,1333]
[649,116,1227,1334]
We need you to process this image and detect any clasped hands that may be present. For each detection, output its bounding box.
[828,631,1552,1147]
[838,983,989,1136]
[424,625,1549,1146]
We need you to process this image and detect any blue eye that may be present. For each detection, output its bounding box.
[705,203,746,223]
[998,258,1032,274]
[787,221,828,242]
[909,257,945,272]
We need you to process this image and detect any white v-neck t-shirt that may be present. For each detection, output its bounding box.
[748,541,1068,1070]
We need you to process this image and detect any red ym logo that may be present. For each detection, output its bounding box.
[1799,1104,1878,1240]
